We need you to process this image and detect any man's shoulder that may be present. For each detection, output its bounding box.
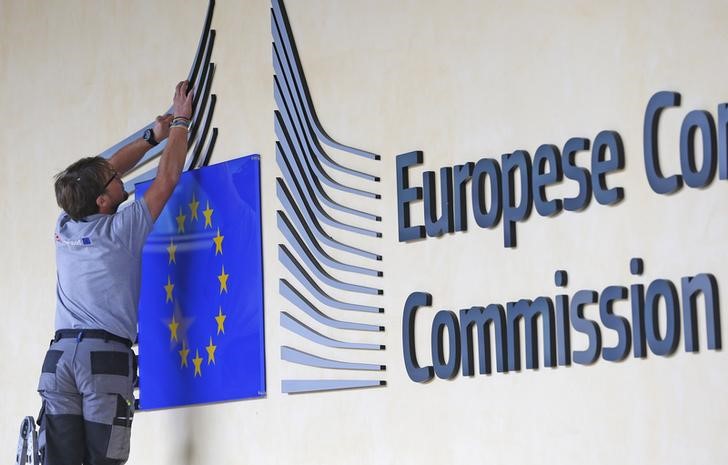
[110,197,154,253]
[113,198,151,224]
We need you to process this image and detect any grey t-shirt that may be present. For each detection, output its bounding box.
[54,198,153,342]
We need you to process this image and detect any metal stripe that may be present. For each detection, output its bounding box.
[124,49,214,178]
[278,213,382,295]
[186,0,216,89]
[116,35,216,176]
[279,279,382,332]
[276,148,382,241]
[271,0,380,161]
[100,3,215,161]
[184,58,216,158]
[275,106,380,216]
[276,178,381,261]
[273,83,381,203]
[271,39,380,183]
[277,210,381,277]
[280,312,383,350]
[281,346,385,371]
[282,379,385,394]
[277,142,381,238]
[198,127,218,168]
[188,92,217,169]
[191,32,216,113]
[279,245,383,314]
[271,20,380,179]
[126,89,216,191]
[125,60,217,191]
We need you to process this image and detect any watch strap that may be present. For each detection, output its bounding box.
[143,128,159,146]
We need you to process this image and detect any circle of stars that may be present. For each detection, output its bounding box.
[164,193,229,378]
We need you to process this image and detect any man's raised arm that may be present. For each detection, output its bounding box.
[144,80,194,221]
[108,114,174,176]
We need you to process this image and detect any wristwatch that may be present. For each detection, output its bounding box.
[143,128,159,146]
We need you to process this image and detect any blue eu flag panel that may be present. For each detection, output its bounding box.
[136,155,265,409]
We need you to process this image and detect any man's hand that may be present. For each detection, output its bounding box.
[152,114,174,142]
[173,81,194,119]
[108,81,194,178]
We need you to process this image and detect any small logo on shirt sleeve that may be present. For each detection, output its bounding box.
[55,234,93,247]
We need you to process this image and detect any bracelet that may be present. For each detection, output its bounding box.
[171,117,191,130]
[170,121,190,131]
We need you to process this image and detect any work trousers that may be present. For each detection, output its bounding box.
[37,336,135,465]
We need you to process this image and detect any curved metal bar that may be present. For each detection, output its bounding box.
[185,58,216,154]
[198,127,218,168]
[277,142,381,238]
[279,279,382,332]
[191,31,215,112]
[279,245,382,314]
[125,86,216,193]
[275,109,380,219]
[271,0,380,161]
[273,76,380,199]
[281,379,385,394]
[188,93,217,169]
[281,346,384,371]
[276,178,381,261]
[99,0,215,160]
[275,107,379,213]
[123,45,216,185]
[280,312,383,350]
[278,213,382,295]
[271,40,380,183]
[278,209,381,277]
[187,0,216,86]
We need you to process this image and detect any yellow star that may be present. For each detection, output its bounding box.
[213,228,224,255]
[178,341,189,368]
[192,349,203,377]
[206,337,217,365]
[176,207,186,234]
[215,306,226,335]
[168,314,179,342]
[217,265,229,294]
[188,193,200,221]
[167,239,177,264]
[202,201,213,229]
[164,276,174,303]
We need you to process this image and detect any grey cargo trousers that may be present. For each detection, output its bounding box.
[38,332,135,465]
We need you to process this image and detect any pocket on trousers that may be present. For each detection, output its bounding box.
[107,394,133,461]
[37,350,63,392]
[37,373,56,392]
[90,350,133,394]
[107,424,131,461]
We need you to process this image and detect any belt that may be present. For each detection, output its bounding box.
[54,329,133,348]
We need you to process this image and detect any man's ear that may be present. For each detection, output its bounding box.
[96,194,107,212]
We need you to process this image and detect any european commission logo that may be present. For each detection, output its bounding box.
[272,0,386,394]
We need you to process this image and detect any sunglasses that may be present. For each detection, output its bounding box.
[100,170,119,194]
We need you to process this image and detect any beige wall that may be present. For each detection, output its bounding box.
[2,1,727,464]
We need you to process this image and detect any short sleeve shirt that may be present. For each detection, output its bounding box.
[54,198,153,342]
